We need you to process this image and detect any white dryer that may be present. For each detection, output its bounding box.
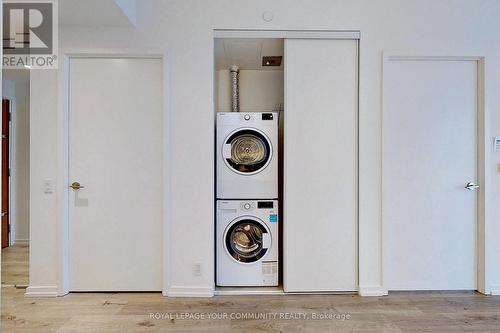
[216,112,278,199]
[216,200,278,286]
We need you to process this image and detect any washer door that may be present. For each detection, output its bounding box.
[225,218,271,263]
[223,129,272,175]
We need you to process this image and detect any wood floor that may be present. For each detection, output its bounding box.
[2,246,500,332]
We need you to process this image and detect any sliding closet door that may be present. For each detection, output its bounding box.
[284,39,358,292]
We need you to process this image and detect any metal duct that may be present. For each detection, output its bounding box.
[230,65,240,112]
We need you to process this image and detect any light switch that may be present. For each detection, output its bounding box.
[44,179,54,194]
[193,262,202,276]
[494,137,500,152]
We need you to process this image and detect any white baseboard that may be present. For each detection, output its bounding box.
[167,285,388,297]
[358,285,388,297]
[490,285,500,296]
[215,286,284,296]
[166,286,214,297]
[13,239,29,246]
[25,286,59,298]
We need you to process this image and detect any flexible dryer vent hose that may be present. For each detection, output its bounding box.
[230,65,240,112]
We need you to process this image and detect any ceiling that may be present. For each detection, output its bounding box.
[215,38,284,71]
[60,0,135,27]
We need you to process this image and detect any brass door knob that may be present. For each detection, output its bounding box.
[69,182,85,190]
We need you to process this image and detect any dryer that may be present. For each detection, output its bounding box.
[216,200,278,286]
[216,112,278,199]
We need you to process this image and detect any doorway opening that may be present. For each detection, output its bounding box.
[214,36,285,293]
[213,30,360,295]
[1,68,30,290]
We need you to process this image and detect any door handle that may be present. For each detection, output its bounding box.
[69,182,85,191]
[465,182,480,191]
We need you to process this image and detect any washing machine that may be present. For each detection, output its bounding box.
[216,112,278,199]
[216,200,278,286]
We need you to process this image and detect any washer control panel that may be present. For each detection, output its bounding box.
[241,202,254,211]
[218,200,278,216]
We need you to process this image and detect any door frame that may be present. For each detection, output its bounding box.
[2,94,17,246]
[381,54,489,294]
[213,29,361,294]
[1,96,15,248]
[57,53,167,296]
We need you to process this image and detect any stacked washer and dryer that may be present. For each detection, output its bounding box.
[216,111,279,287]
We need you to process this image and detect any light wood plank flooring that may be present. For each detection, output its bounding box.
[2,245,29,287]
[2,246,500,332]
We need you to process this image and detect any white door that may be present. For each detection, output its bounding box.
[69,57,163,291]
[284,39,358,292]
[383,58,478,290]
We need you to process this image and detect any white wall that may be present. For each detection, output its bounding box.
[28,0,500,296]
[114,0,137,25]
[3,80,15,99]
[216,70,284,112]
[28,70,59,296]
[12,82,30,245]
[2,77,30,246]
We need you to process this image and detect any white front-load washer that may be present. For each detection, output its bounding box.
[216,112,278,199]
[216,200,278,286]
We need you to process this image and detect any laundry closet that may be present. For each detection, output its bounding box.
[214,31,359,294]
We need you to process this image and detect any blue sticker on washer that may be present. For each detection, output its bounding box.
[269,214,278,223]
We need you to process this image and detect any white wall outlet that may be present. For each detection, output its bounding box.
[193,262,202,276]
[43,179,54,194]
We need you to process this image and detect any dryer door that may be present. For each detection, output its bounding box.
[223,129,272,175]
[224,218,270,263]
